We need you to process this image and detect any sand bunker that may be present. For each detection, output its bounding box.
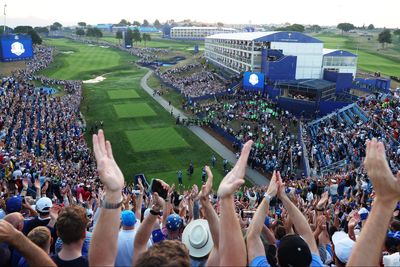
[83,76,106,84]
[61,51,74,54]
[88,44,96,47]
[100,45,110,48]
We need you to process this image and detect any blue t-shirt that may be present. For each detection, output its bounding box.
[249,253,323,267]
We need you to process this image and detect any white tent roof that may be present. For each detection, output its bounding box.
[206,31,279,41]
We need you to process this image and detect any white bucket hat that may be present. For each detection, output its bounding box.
[182,219,214,258]
[332,231,355,263]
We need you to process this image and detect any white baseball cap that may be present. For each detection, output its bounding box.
[35,197,53,213]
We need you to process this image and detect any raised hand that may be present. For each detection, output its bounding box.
[218,140,253,198]
[364,138,400,203]
[138,178,145,194]
[42,181,49,193]
[152,192,165,212]
[92,130,124,193]
[0,220,20,245]
[266,170,279,197]
[200,166,213,202]
[276,171,286,199]
[317,191,329,209]
[190,184,199,200]
[22,178,29,189]
[348,212,360,229]
[49,205,62,221]
[34,179,40,189]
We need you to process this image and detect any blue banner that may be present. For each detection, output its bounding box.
[243,72,265,90]
[0,35,33,62]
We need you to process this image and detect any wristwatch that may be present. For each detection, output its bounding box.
[264,193,272,203]
[100,195,123,209]
[150,209,162,216]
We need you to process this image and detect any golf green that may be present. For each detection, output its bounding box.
[125,127,190,152]
[113,103,157,118]
[108,90,140,99]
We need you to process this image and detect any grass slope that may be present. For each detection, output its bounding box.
[40,38,227,188]
[316,33,400,77]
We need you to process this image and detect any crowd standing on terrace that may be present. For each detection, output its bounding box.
[154,63,228,98]
[0,41,400,267]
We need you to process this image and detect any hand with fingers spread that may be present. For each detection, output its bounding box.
[92,130,124,193]
[218,140,253,198]
[364,138,400,203]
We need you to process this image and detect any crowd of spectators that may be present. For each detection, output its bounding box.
[358,93,400,142]
[304,93,400,177]
[197,91,302,176]
[155,63,228,98]
[2,128,400,267]
[1,41,400,267]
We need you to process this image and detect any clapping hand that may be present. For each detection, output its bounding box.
[199,166,213,203]
[93,130,124,194]
[266,170,280,197]
[218,140,253,198]
[364,138,400,204]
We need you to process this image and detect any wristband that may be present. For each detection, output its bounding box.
[100,195,123,209]
[150,209,162,216]
[264,193,272,203]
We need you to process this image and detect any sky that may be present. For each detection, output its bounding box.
[3,0,400,29]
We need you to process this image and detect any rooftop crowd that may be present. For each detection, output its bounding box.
[1,42,400,267]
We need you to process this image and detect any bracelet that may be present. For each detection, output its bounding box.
[100,195,123,209]
[264,193,272,203]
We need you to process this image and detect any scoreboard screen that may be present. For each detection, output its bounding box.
[0,34,33,62]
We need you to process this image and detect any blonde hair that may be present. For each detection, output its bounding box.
[27,226,51,251]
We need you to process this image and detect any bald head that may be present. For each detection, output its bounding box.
[4,212,24,231]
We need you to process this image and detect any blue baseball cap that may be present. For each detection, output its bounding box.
[152,229,165,243]
[166,214,183,231]
[120,210,137,227]
[6,196,22,214]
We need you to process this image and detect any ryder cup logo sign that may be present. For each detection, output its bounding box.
[11,42,25,56]
[249,74,259,86]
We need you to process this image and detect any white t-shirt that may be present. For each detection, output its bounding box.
[115,228,152,267]
[306,192,314,202]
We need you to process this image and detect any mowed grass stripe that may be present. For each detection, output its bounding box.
[113,103,156,118]
[125,128,189,152]
[108,90,140,99]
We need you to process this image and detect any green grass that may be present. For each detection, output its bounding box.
[101,36,204,51]
[114,103,157,118]
[108,89,140,99]
[126,127,189,152]
[41,38,130,80]
[315,33,400,77]
[41,38,228,188]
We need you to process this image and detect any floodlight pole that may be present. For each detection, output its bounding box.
[3,4,6,34]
